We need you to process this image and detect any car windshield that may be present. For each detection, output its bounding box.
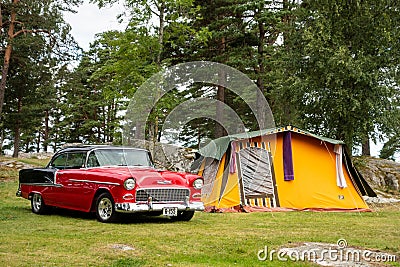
[87,148,153,167]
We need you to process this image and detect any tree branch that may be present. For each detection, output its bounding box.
[147,4,160,18]
[13,28,51,38]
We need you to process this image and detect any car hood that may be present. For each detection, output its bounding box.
[86,166,189,187]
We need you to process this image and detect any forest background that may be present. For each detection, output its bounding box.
[1,0,400,160]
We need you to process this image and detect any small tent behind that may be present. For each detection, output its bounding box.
[196,126,376,212]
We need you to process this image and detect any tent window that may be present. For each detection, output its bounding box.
[238,147,274,197]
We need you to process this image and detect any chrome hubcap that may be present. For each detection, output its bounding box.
[33,194,42,211]
[98,198,112,220]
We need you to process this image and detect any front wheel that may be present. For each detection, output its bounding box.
[31,193,49,214]
[170,210,195,221]
[95,193,118,223]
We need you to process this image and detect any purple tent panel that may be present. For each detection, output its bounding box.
[283,131,295,181]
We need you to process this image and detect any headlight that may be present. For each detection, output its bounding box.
[124,178,136,190]
[193,178,203,189]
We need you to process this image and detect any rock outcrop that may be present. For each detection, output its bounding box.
[128,140,196,172]
[353,156,400,203]
[0,160,36,170]
[354,156,400,192]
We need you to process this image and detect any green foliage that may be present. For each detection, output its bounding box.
[0,0,81,155]
[80,0,400,153]
[2,0,400,157]
[380,136,400,160]
[271,0,400,151]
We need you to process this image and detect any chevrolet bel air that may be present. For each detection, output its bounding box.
[16,146,204,222]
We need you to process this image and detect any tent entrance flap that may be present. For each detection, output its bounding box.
[238,147,279,208]
[201,158,221,207]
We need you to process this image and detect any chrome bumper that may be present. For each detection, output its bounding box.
[115,201,205,213]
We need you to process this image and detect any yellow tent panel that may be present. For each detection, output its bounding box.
[217,172,241,208]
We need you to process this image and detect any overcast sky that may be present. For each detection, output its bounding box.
[63,1,127,51]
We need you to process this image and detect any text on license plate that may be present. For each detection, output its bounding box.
[162,207,178,216]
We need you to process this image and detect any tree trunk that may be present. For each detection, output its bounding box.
[53,132,58,153]
[362,137,371,156]
[215,63,227,138]
[256,14,267,129]
[0,44,12,116]
[12,95,22,158]
[0,128,4,154]
[110,100,116,143]
[36,131,40,153]
[43,110,49,152]
[156,1,165,68]
[152,1,165,146]
[215,36,227,138]
[0,0,19,117]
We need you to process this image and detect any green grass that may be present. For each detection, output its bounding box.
[18,157,50,167]
[0,163,399,266]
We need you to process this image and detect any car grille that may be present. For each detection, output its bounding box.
[136,188,190,202]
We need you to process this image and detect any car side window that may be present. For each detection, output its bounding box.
[87,152,100,168]
[50,154,67,169]
[65,153,86,169]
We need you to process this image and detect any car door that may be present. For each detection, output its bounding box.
[58,152,94,211]
[43,153,68,206]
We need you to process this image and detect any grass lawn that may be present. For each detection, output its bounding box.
[0,160,399,267]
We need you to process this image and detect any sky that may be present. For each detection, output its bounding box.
[63,1,128,51]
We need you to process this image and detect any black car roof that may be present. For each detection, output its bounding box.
[54,145,149,155]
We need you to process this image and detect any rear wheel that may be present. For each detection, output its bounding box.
[95,193,118,223]
[170,210,195,221]
[31,193,48,214]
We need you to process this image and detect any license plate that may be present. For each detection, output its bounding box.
[162,207,178,216]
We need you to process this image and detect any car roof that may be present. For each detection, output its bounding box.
[54,145,149,155]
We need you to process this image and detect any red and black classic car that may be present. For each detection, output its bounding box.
[16,146,204,223]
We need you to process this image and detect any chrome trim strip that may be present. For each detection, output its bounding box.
[84,165,154,170]
[115,201,205,213]
[156,180,172,185]
[136,187,188,190]
[68,179,120,186]
[89,146,149,152]
[19,183,63,187]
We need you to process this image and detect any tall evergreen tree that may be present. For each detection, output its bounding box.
[0,0,81,156]
[272,0,400,153]
[0,0,81,118]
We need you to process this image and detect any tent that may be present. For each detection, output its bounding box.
[195,126,376,212]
